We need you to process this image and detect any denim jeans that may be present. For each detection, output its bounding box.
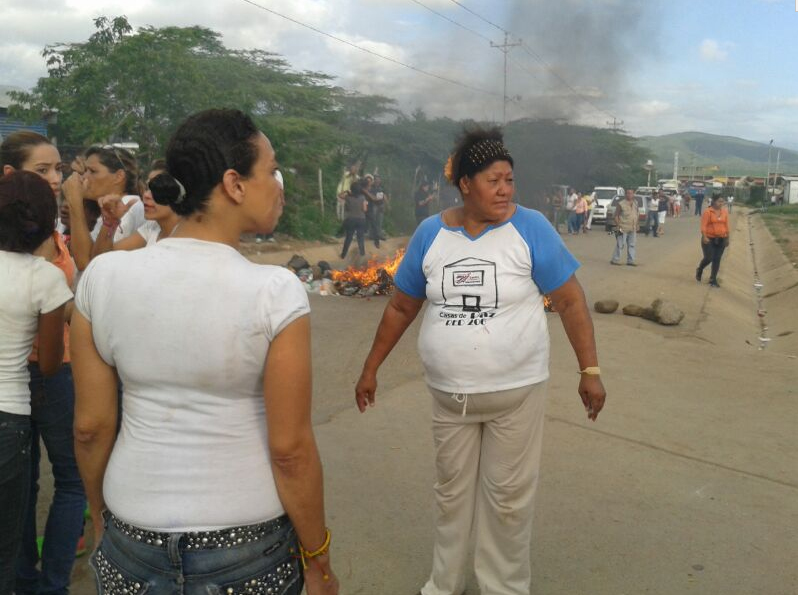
[697,237,727,282]
[611,231,636,264]
[646,211,659,236]
[0,410,32,595]
[16,363,86,595]
[89,512,304,595]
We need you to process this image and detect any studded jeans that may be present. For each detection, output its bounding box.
[89,511,304,595]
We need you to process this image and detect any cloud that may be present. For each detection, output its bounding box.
[699,39,730,62]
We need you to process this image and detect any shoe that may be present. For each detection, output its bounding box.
[610,261,622,266]
[709,280,720,288]
[627,262,637,266]
[76,535,87,557]
[695,268,702,282]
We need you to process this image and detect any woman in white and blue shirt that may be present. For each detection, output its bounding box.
[355,128,606,595]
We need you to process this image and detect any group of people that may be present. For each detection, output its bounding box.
[609,186,730,286]
[1,113,608,595]
[336,164,389,258]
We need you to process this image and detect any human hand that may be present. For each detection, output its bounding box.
[355,369,377,413]
[578,375,606,421]
[98,194,136,223]
[702,236,709,245]
[70,156,87,176]
[62,172,85,205]
[303,553,339,595]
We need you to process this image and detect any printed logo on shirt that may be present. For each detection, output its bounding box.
[441,257,498,319]
[452,270,484,287]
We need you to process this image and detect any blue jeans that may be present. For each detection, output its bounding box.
[90,512,304,595]
[646,211,659,236]
[16,363,86,595]
[567,212,578,233]
[0,410,32,595]
[611,231,636,264]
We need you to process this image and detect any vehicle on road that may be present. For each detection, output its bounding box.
[590,186,624,229]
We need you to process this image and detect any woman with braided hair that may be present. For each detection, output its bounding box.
[355,127,606,595]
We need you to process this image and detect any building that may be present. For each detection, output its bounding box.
[0,85,48,141]
[781,176,798,205]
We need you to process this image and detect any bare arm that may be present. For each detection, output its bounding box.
[355,289,425,412]
[71,311,119,544]
[548,275,606,420]
[264,315,338,594]
[36,305,66,376]
[63,174,93,271]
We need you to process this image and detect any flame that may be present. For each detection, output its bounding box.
[543,295,555,312]
[332,249,406,287]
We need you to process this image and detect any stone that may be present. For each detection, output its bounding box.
[641,307,658,322]
[594,299,619,314]
[622,304,645,317]
[651,299,685,326]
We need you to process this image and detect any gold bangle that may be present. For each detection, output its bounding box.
[578,366,601,375]
[299,529,331,580]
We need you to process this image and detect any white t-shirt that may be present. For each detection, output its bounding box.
[394,206,579,393]
[566,192,578,211]
[74,238,310,531]
[0,252,73,415]
[135,220,162,246]
[90,196,145,243]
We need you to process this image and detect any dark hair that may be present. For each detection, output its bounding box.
[0,170,57,253]
[149,109,260,216]
[84,145,140,195]
[449,126,514,188]
[149,158,167,173]
[0,131,52,169]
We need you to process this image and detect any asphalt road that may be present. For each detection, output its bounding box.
[42,210,798,594]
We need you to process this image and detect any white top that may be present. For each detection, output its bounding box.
[394,206,579,393]
[90,196,145,243]
[135,220,162,246]
[0,252,73,415]
[74,238,310,531]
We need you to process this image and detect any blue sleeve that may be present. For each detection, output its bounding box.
[394,217,441,299]
[512,207,580,294]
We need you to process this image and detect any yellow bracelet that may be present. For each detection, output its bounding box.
[578,366,601,375]
[299,529,331,580]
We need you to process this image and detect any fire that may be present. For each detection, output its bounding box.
[331,249,406,288]
[543,295,555,312]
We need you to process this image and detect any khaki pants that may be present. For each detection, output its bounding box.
[421,382,548,595]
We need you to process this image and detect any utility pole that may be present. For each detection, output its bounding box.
[491,32,521,125]
[606,117,624,132]
[765,140,773,210]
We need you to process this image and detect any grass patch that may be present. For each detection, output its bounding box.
[761,205,798,268]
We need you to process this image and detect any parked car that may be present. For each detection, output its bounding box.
[590,186,624,228]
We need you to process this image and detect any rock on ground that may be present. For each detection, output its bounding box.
[594,299,619,314]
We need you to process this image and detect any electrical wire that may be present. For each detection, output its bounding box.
[447,0,620,121]
[408,0,496,44]
[237,0,502,97]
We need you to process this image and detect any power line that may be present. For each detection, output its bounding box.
[408,0,495,44]
[237,0,501,97]
[448,0,507,34]
[447,0,620,122]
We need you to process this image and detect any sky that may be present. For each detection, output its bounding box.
[1,0,797,148]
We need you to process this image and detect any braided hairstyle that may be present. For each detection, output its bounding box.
[448,127,514,189]
[149,109,260,216]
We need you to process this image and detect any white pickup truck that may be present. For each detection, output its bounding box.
[589,186,624,229]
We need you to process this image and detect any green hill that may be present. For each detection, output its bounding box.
[638,132,798,178]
